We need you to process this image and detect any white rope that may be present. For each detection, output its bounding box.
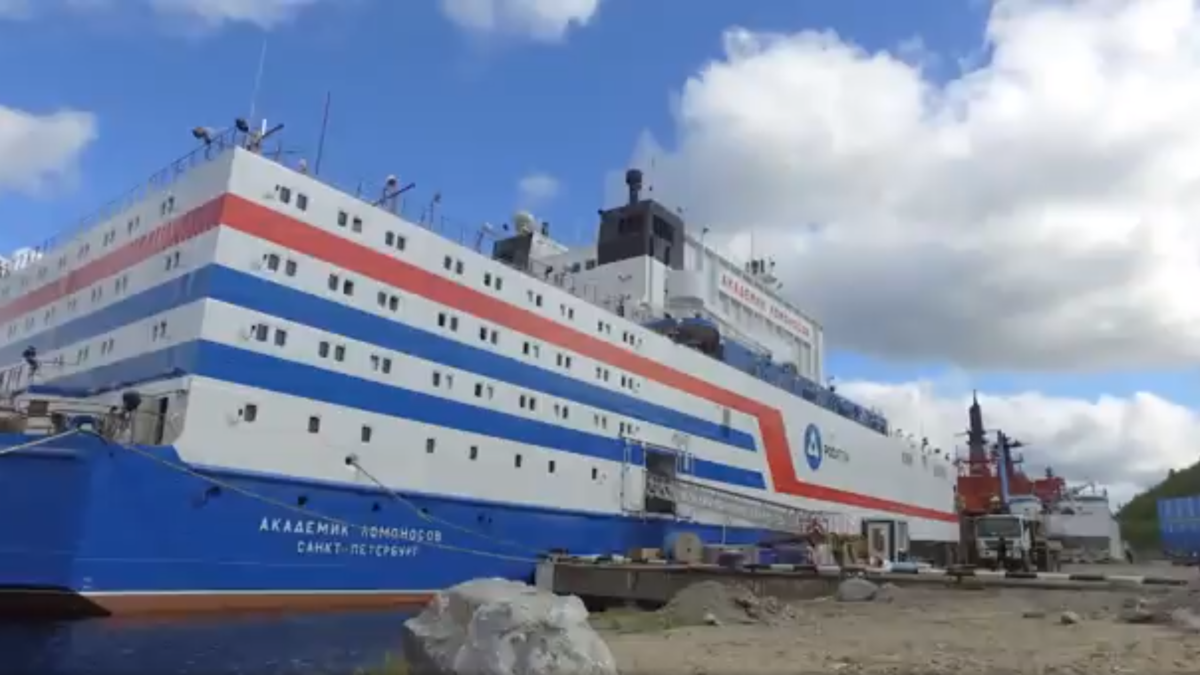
[0,428,82,458]
[347,456,546,557]
[97,434,541,564]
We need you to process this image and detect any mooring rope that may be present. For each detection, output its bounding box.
[83,432,543,564]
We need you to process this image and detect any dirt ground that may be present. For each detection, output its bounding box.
[1064,560,1197,579]
[594,578,1200,675]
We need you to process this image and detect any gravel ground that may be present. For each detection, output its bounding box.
[1064,561,1196,579]
[596,580,1200,675]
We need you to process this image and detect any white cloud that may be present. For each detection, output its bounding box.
[0,105,96,195]
[147,0,318,28]
[611,0,1200,372]
[841,379,1198,507]
[440,0,601,43]
[0,0,322,27]
[517,171,560,207]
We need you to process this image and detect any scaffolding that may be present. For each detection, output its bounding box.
[643,472,852,535]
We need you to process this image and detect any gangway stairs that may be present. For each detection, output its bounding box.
[644,473,851,535]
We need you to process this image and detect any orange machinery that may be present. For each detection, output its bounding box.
[954,393,1066,515]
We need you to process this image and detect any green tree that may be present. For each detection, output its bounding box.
[1117,462,1200,551]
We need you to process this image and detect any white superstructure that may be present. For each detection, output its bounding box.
[0,126,959,557]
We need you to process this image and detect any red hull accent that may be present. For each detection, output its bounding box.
[0,587,434,619]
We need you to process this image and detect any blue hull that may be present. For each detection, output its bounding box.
[0,433,768,617]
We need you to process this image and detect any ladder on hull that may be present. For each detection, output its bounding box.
[644,473,849,535]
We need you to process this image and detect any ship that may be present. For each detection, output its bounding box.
[955,393,1123,562]
[0,121,959,617]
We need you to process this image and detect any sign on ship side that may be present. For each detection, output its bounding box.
[258,516,444,559]
[718,272,812,340]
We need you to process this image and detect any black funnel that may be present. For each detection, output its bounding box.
[625,169,643,205]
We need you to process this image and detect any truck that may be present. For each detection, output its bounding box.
[968,512,1064,573]
[1158,495,1200,565]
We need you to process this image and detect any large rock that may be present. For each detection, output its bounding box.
[835,577,879,602]
[400,578,618,675]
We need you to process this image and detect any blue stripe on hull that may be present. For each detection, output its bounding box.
[35,340,765,490]
[3,264,756,452]
[0,434,771,598]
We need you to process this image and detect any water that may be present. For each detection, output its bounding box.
[0,610,413,675]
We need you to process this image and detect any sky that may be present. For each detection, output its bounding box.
[1,0,1199,506]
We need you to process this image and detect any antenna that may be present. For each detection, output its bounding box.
[248,38,269,127]
[475,222,497,252]
[314,91,332,177]
[421,191,442,226]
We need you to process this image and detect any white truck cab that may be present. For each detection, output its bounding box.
[974,514,1031,564]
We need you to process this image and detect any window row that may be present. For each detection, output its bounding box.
[10,318,171,377]
[434,310,639,390]
[1,192,179,301]
[249,184,648,368]
[276,181,421,263]
[247,179,657,388]
[241,403,603,480]
[4,245,189,346]
[247,320,643,436]
[237,399,609,480]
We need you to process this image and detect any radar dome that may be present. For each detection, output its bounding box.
[513,210,537,235]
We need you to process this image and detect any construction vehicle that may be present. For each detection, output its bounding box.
[954,398,1064,573]
[967,506,1064,573]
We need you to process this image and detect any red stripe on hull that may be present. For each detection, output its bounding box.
[217,194,957,523]
[0,587,433,619]
[0,197,226,324]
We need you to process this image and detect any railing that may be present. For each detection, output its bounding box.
[0,126,257,279]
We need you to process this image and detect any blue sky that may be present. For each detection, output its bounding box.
[1,0,1198,493]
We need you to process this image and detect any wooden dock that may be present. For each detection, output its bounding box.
[535,559,1188,606]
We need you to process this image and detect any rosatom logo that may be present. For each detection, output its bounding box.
[804,423,823,471]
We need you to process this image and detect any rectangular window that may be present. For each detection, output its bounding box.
[328,274,339,291]
[243,404,258,422]
[361,425,373,443]
[307,416,320,433]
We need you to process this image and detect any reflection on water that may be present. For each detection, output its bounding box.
[0,610,412,675]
